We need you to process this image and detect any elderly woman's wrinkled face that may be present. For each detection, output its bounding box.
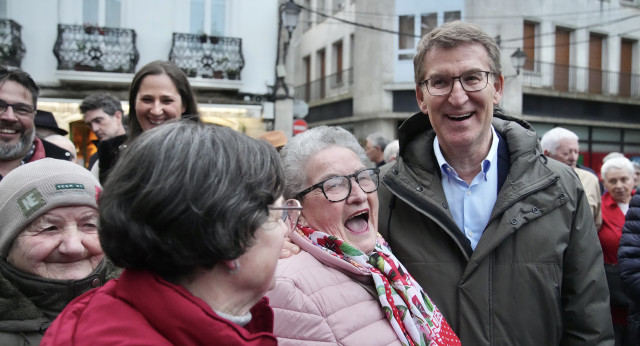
[299,146,379,254]
[7,206,104,280]
[604,167,635,204]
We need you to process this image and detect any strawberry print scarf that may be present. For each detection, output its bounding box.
[299,225,461,346]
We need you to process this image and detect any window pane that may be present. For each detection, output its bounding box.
[105,0,121,27]
[444,11,461,22]
[210,0,225,36]
[421,13,437,37]
[0,0,6,18]
[83,0,99,26]
[398,15,414,50]
[190,0,205,34]
[592,127,620,141]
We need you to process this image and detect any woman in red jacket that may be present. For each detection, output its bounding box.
[42,121,297,345]
[600,155,636,346]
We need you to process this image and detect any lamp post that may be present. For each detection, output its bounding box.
[270,0,300,137]
[270,0,300,101]
[510,48,528,76]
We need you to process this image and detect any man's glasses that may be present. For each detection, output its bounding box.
[268,199,302,235]
[419,70,493,96]
[0,99,36,117]
[295,168,380,203]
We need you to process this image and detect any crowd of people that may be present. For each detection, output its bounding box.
[1,20,639,345]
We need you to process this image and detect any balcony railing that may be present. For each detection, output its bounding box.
[0,19,26,68]
[295,68,354,103]
[169,33,244,80]
[53,24,139,73]
[522,60,640,98]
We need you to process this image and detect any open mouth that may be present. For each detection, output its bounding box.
[148,118,165,126]
[345,210,370,234]
[447,112,473,122]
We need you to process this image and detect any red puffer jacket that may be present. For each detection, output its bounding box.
[41,269,277,346]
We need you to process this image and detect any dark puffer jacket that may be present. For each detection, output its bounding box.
[618,190,640,344]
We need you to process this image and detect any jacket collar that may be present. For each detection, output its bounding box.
[0,258,109,322]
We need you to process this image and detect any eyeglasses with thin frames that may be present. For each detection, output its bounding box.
[268,199,302,236]
[295,168,380,203]
[0,99,36,117]
[419,70,493,96]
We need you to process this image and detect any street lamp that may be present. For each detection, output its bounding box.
[270,0,300,101]
[282,0,301,40]
[510,48,528,76]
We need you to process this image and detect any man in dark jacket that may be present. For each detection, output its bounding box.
[377,21,613,345]
[0,66,71,181]
[618,190,640,345]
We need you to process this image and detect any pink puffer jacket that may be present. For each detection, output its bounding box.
[265,231,402,345]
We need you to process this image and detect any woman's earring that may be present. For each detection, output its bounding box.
[228,260,240,275]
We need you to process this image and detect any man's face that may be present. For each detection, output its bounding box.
[365,139,383,163]
[83,108,123,141]
[547,138,580,168]
[416,43,503,157]
[0,80,36,160]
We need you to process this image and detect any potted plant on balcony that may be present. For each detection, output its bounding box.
[226,68,239,80]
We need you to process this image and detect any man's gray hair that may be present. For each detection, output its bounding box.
[413,21,502,84]
[540,127,579,155]
[366,132,391,151]
[280,126,366,199]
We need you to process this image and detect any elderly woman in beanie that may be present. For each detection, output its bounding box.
[43,121,295,345]
[266,126,460,346]
[0,158,120,345]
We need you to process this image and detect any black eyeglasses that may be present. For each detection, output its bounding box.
[268,199,302,235]
[0,99,36,117]
[419,71,493,96]
[295,168,380,203]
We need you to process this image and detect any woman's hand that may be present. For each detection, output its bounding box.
[280,236,300,259]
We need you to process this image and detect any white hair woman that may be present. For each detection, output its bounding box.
[266,126,459,345]
[0,158,120,345]
[600,155,636,344]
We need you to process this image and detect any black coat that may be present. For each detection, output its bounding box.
[618,190,640,343]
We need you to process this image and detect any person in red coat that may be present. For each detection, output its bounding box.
[42,121,299,345]
[600,155,637,346]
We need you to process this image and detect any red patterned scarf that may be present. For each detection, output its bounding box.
[299,225,460,346]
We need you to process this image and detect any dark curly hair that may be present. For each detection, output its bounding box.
[99,121,285,281]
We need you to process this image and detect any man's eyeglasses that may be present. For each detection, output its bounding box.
[0,99,36,117]
[419,71,493,96]
[268,199,302,235]
[295,168,380,203]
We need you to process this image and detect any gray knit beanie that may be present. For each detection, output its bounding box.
[0,158,101,257]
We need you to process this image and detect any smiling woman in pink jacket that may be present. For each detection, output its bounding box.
[266,126,460,346]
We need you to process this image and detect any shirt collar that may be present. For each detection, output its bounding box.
[434,125,500,180]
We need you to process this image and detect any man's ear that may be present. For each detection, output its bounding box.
[114,110,123,121]
[416,84,428,114]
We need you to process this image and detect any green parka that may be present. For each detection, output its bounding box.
[378,110,614,345]
[0,258,121,345]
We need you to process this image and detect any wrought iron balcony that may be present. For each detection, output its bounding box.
[523,60,640,98]
[0,19,26,68]
[53,24,139,73]
[169,33,244,80]
[295,68,353,103]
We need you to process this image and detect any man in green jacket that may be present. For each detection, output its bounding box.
[378,21,613,345]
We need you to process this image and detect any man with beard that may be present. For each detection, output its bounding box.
[0,66,70,181]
